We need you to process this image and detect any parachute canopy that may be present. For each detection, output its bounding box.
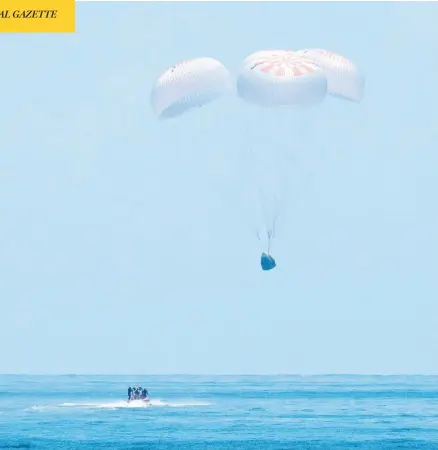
[237,50,328,108]
[261,253,276,271]
[151,57,231,119]
[296,48,364,103]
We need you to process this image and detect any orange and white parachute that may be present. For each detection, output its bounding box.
[151,57,232,119]
[296,49,365,103]
[237,50,328,108]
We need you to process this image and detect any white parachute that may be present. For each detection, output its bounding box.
[237,50,328,108]
[296,48,365,103]
[151,57,232,119]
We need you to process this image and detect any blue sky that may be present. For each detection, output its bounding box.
[1,1,438,374]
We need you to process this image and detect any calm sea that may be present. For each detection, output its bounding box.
[1,375,438,449]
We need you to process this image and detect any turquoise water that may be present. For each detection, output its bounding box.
[1,375,438,449]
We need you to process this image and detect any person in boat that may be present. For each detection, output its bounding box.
[127,386,149,401]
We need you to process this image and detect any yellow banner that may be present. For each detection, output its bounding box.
[0,0,75,33]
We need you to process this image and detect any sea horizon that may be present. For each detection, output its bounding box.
[2,373,438,377]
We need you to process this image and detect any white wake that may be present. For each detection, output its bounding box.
[30,398,211,411]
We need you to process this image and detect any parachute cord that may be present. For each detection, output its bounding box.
[243,114,289,255]
[267,210,278,254]
[269,118,288,240]
[266,114,295,252]
[243,121,271,239]
[267,230,272,254]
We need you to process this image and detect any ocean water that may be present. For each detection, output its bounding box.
[1,375,438,449]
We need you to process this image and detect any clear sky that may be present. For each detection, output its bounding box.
[1,1,437,375]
